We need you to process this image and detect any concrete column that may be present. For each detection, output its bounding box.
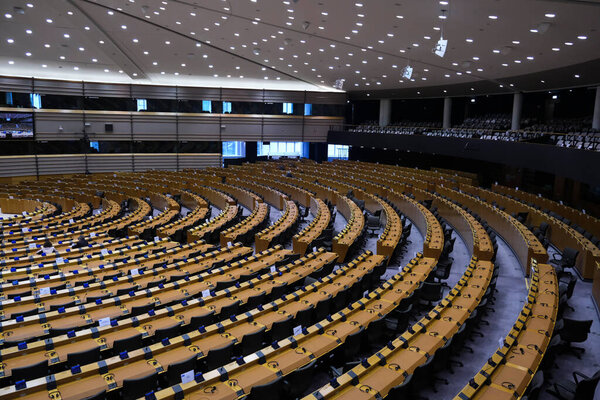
[593,86,600,130]
[379,99,391,127]
[511,92,523,131]
[443,97,452,129]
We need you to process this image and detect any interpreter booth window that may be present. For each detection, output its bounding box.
[328,144,350,160]
[258,141,308,158]
[222,141,246,158]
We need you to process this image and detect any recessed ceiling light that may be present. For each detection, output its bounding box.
[433,27,441,31]
[8,60,14,65]
[440,0,448,4]
[44,43,50,48]
[42,64,47,68]
[438,15,447,19]
[544,13,556,18]
[492,49,500,53]
[99,40,104,44]
[5,13,12,19]
[133,38,139,43]
[26,29,32,34]
[488,15,498,20]
[107,11,114,15]
[574,74,580,78]
[84,26,90,30]
[552,47,560,51]
[355,3,363,6]
[466,38,473,43]
[396,15,403,19]
[472,56,479,60]
[527,56,534,60]
[73,66,79,70]
[25,52,32,56]
[412,43,419,47]
[512,40,520,44]
[26,3,33,7]
[165,41,170,44]
[514,60,521,63]
[6,38,14,44]
[577,35,587,40]
[92,58,97,62]
[59,56,65,59]
[67,11,73,15]
[477,68,483,72]
[46,19,53,23]
[78,47,84,51]
[64,33,70,38]
[502,63,508,67]
[564,42,573,46]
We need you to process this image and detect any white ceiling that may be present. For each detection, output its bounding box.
[0,0,599,93]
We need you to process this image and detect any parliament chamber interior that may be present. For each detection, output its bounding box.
[0,1,599,399]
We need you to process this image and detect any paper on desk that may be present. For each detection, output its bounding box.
[181,370,194,384]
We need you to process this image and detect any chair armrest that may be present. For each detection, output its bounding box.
[573,370,590,384]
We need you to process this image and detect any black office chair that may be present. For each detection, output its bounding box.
[558,318,593,359]
[12,308,39,320]
[66,346,101,368]
[7,290,31,300]
[215,278,237,291]
[366,214,380,236]
[244,292,267,311]
[366,317,387,347]
[551,247,579,274]
[121,372,159,400]
[154,324,181,343]
[115,286,138,296]
[419,282,444,308]
[548,369,600,400]
[331,327,365,374]
[165,355,197,386]
[50,301,76,311]
[295,306,314,328]
[270,315,294,342]
[11,359,48,384]
[112,333,143,356]
[219,301,240,319]
[130,303,153,317]
[187,311,215,332]
[240,327,266,355]
[314,297,333,322]
[385,304,413,335]
[284,359,317,399]
[522,371,544,400]
[332,287,350,312]
[202,342,234,372]
[386,374,413,399]
[244,376,284,400]
[269,283,288,301]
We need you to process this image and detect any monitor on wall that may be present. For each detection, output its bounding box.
[0,112,33,139]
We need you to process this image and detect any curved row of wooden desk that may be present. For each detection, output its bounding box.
[454,261,558,400]
[463,184,600,279]
[302,174,495,399]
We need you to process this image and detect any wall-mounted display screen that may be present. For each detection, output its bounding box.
[0,113,33,138]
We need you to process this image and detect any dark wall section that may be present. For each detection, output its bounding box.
[391,98,444,124]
